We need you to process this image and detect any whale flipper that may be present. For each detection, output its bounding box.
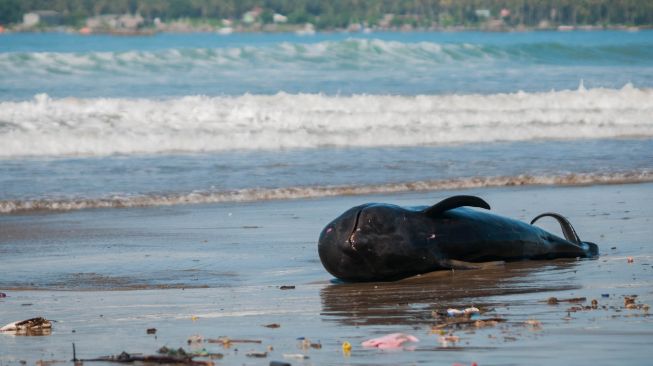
[530,212,581,244]
[423,195,491,217]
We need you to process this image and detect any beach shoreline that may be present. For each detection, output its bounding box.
[2,182,652,365]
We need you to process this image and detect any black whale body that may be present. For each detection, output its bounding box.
[318,195,599,282]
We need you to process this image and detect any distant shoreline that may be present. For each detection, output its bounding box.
[1,24,649,36]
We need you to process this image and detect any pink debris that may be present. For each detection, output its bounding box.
[361,333,419,350]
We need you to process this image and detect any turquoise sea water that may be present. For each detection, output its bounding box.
[0,30,652,213]
[1,31,653,98]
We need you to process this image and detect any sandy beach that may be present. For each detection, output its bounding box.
[2,182,652,365]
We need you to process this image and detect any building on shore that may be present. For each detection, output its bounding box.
[23,11,61,27]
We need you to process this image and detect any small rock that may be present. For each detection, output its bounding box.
[279,286,295,290]
[146,328,157,335]
[270,362,291,366]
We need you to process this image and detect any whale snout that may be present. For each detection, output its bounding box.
[318,203,413,282]
[317,204,377,281]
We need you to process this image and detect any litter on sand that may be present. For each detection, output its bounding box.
[447,307,480,317]
[0,317,52,336]
[547,297,586,305]
[245,351,267,358]
[207,337,262,347]
[438,334,460,346]
[283,353,309,360]
[361,333,419,350]
[342,341,352,354]
[81,351,213,366]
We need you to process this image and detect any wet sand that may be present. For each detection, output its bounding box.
[1,183,653,365]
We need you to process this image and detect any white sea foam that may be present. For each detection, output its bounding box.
[0,85,651,157]
[1,171,652,214]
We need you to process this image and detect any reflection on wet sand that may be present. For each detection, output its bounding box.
[320,259,583,326]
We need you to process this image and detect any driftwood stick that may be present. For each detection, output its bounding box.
[81,352,213,366]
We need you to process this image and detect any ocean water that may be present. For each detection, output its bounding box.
[0,30,652,213]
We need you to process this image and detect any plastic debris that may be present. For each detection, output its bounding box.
[447,307,480,317]
[263,323,280,328]
[0,292,7,298]
[207,337,262,347]
[624,296,636,307]
[147,328,157,335]
[187,335,203,345]
[1,317,52,336]
[190,349,209,357]
[298,338,321,349]
[601,293,610,298]
[279,286,295,290]
[362,333,419,350]
[158,346,189,357]
[627,257,634,263]
[283,354,309,360]
[432,317,505,330]
[191,316,199,321]
[524,320,542,328]
[246,351,267,358]
[342,341,352,354]
[438,334,460,346]
[35,360,66,366]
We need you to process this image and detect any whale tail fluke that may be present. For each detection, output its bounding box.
[531,212,599,257]
[530,212,581,244]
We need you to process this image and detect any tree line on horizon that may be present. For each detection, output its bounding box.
[1,0,652,28]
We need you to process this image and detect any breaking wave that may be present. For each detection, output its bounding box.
[2,171,652,214]
[1,85,652,157]
[2,39,652,76]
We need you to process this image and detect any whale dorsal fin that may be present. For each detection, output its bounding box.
[530,212,581,244]
[423,195,491,217]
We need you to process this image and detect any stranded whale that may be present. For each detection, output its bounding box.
[318,195,599,282]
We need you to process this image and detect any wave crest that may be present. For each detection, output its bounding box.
[1,86,652,157]
[2,171,651,214]
[2,39,652,75]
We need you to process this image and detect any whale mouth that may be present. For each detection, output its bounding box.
[347,209,363,251]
